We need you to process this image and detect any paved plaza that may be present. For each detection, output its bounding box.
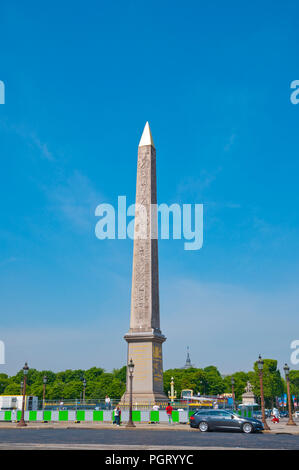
[0,427,299,450]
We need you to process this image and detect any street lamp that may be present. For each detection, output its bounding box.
[82,378,86,405]
[231,377,235,411]
[17,362,29,427]
[126,358,136,428]
[43,375,47,410]
[168,377,177,403]
[257,355,270,430]
[283,363,296,426]
[20,380,24,396]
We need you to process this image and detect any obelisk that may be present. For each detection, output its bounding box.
[122,122,167,404]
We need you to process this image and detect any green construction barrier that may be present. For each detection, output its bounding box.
[29,411,37,421]
[76,410,85,421]
[93,410,103,421]
[4,411,11,421]
[188,411,194,418]
[150,410,159,422]
[59,410,68,421]
[132,410,141,422]
[248,410,252,418]
[172,411,179,423]
[43,411,51,421]
[17,411,22,421]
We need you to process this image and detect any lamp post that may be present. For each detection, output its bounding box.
[257,355,270,430]
[200,380,206,396]
[17,362,29,427]
[126,358,136,428]
[283,363,296,426]
[168,377,177,403]
[20,380,24,396]
[83,378,86,405]
[231,377,235,411]
[43,375,47,410]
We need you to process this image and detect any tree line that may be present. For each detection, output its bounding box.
[0,359,298,407]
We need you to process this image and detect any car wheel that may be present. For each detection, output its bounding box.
[242,422,253,434]
[199,421,209,432]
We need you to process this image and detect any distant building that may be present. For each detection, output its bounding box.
[182,347,194,369]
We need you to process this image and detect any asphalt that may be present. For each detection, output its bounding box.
[0,428,299,450]
[1,417,298,434]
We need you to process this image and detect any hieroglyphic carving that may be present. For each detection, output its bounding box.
[130,145,160,331]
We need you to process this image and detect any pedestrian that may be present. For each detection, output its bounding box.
[12,409,17,423]
[166,402,173,425]
[113,406,121,426]
[271,407,279,424]
[105,395,111,410]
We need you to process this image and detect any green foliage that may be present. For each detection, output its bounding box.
[251,359,284,407]
[0,360,291,404]
[0,374,9,394]
[223,371,249,400]
[84,367,105,382]
[3,383,21,395]
[163,366,224,397]
[289,370,299,396]
[113,366,127,383]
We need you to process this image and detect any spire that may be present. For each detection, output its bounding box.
[182,346,194,369]
[186,346,191,366]
[138,121,155,148]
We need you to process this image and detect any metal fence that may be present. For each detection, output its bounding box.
[40,397,238,412]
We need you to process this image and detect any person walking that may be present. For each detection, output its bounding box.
[105,395,111,410]
[271,407,279,424]
[113,406,121,426]
[166,402,173,425]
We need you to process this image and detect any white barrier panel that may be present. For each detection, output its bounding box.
[51,411,59,421]
[120,411,129,422]
[179,411,188,423]
[103,411,112,421]
[159,411,169,422]
[37,411,44,421]
[84,410,93,421]
[68,411,76,421]
[141,411,149,422]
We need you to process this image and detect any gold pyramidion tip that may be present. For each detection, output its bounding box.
[138,121,155,148]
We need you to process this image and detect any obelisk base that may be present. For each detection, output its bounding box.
[120,331,168,405]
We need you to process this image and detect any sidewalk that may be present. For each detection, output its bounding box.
[0,418,298,434]
[263,418,299,435]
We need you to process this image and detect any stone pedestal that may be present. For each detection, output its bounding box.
[242,392,256,405]
[121,332,166,404]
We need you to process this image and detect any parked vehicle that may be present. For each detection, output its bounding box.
[190,409,264,433]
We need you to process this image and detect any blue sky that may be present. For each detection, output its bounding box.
[0,0,299,375]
